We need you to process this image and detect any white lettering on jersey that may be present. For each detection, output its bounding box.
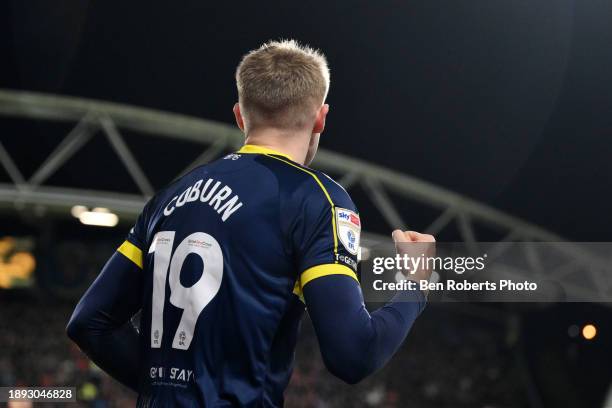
[163,178,243,222]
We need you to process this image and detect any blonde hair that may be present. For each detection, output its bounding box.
[236,39,330,130]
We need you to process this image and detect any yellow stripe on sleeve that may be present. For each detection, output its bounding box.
[117,240,143,269]
[300,264,359,288]
[292,264,359,302]
[292,280,304,302]
[300,263,359,287]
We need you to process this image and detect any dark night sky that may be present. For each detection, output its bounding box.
[1,0,612,240]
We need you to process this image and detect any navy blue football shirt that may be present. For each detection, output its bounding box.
[118,145,361,406]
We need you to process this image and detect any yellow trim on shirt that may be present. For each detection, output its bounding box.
[260,154,339,262]
[292,280,304,302]
[293,263,359,301]
[239,146,348,300]
[237,144,294,161]
[117,240,143,269]
[301,263,359,287]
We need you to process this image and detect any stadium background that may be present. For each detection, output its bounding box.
[1,1,612,407]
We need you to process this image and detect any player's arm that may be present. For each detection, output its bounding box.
[303,231,432,384]
[290,183,430,384]
[66,236,145,392]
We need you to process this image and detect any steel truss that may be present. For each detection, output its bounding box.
[0,89,609,302]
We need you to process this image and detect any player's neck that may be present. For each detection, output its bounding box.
[244,129,310,165]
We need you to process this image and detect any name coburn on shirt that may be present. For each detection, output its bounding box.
[164,178,243,222]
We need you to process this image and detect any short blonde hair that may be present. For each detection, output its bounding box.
[236,39,330,130]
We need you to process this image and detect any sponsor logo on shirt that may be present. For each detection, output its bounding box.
[336,208,361,256]
[337,254,358,271]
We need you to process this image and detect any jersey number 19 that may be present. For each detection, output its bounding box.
[148,231,223,350]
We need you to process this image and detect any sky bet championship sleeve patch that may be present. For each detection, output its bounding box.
[336,207,360,255]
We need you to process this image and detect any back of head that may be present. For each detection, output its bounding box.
[236,39,330,131]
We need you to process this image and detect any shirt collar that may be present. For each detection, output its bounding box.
[237,144,294,161]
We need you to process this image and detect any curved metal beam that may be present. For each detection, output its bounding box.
[1,89,608,303]
[0,89,561,240]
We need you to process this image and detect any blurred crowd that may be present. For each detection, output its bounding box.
[286,305,526,408]
[0,293,135,408]
[0,292,527,408]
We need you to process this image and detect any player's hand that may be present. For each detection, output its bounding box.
[392,230,436,286]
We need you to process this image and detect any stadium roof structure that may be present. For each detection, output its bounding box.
[0,89,609,303]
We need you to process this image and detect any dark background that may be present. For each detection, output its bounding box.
[1,0,612,240]
[1,2,611,407]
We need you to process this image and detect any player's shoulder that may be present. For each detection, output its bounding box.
[252,153,315,185]
[258,154,357,212]
[314,170,356,210]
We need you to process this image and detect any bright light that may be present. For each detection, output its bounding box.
[582,324,597,340]
[79,211,119,227]
[70,205,87,218]
[72,206,119,227]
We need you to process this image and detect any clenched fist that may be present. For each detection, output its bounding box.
[392,230,436,291]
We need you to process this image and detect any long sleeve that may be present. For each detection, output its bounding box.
[284,167,426,383]
[303,274,425,384]
[66,250,144,391]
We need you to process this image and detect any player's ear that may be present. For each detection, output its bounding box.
[312,104,329,134]
[233,103,245,132]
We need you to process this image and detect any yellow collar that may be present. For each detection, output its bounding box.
[237,144,294,161]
